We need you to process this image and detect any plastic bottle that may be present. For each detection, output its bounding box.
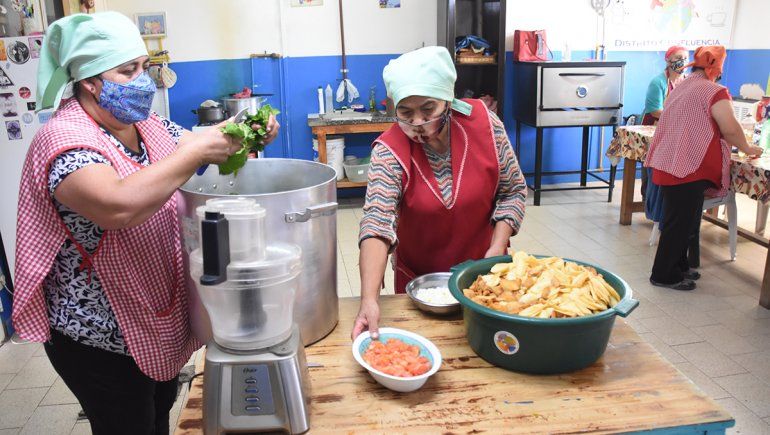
[761,118,770,152]
[766,73,770,95]
[325,84,334,114]
[563,43,571,62]
[369,86,376,112]
[317,86,325,114]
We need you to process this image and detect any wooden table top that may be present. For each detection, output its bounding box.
[175,295,733,434]
[307,114,396,128]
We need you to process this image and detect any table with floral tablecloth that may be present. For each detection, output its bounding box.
[732,155,770,204]
[606,125,656,165]
[607,125,770,202]
[607,125,770,308]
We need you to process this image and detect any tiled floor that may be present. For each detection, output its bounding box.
[1,181,769,434]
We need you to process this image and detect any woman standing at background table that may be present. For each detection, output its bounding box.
[641,46,687,209]
[645,46,762,291]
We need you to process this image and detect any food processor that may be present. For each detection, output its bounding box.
[190,197,310,434]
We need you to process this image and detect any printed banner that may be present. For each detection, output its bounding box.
[606,0,736,51]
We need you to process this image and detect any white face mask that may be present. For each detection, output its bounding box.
[396,105,450,143]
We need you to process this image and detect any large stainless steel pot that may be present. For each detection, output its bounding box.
[178,159,339,346]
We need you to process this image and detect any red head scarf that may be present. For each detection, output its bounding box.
[665,45,686,60]
[687,46,727,81]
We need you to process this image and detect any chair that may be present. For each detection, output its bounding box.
[649,191,737,261]
[624,114,641,126]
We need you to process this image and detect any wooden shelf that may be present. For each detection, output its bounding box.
[310,121,388,191]
[456,59,498,66]
[439,0,506,118]
[337,178,367,189]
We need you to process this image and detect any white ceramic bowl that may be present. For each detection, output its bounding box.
[352,327,442,393]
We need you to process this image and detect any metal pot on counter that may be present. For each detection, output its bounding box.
[192,103,226,125]
[178,159,339,346]
[222,96,267,118]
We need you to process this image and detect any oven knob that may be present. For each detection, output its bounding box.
[576,86,588,98]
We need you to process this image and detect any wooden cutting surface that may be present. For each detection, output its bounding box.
[175,295,733,434]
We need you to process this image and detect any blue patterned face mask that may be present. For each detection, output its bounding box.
[98,72,156,124]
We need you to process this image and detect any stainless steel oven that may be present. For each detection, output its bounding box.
[511,61,626,205]
[512,61,625,127]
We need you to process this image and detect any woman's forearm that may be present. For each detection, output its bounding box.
[359,237,390,302]
[490,221,514,251]
[55,121,242,230]
[108,150,202,226]
[725,130,751,152]
[55,148,201,230]
[721,125,750,152]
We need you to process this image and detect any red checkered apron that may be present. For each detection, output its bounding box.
[13,98,200,381]
[645,72,731,197]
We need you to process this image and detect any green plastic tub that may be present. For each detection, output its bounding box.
[448,255,639,374]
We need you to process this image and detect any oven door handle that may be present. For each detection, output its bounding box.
[558,72,606,77]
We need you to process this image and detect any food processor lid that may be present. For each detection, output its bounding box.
[195,197,266,220]
[191,242,301,287]
[228,242,301,281]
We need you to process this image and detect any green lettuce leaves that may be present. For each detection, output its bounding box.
[218,104,280,175]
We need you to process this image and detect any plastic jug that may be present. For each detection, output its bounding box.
[761,118,770,152]
[325,84,334,113]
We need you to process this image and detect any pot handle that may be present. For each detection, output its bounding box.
[450,260,476,273]
[612,298,639,317]
[285,202,338,223]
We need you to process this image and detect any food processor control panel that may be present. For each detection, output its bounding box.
[231,364,276,416]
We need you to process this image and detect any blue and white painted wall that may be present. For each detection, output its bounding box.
[505,0,770,184]
[105,0,770,184]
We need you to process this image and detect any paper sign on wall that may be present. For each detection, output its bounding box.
[605,0,737,51]
[291,0,323,6]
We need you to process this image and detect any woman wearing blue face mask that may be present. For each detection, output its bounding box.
[12,12,279,435]
[642,46,689,127]
[640,46,688,205]
[641,47,703,265]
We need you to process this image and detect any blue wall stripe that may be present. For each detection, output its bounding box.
[167,49,769,186]
[167,58,252,130]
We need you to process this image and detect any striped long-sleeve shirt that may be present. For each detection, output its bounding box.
[359,110,526,247]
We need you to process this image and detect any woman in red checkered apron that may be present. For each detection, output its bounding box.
[645,46,762,291]
[12,13,278,435]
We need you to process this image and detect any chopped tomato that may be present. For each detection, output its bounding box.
[362,338,431,377]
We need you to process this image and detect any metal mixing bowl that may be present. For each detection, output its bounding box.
[405,273,460,315]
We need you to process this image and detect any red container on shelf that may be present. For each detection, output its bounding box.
[757,96,770,122]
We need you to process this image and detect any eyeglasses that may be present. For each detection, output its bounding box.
[396,115,446,127]
[395,103,450,127]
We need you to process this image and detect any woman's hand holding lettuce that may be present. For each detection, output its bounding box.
[218,105,280,175]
